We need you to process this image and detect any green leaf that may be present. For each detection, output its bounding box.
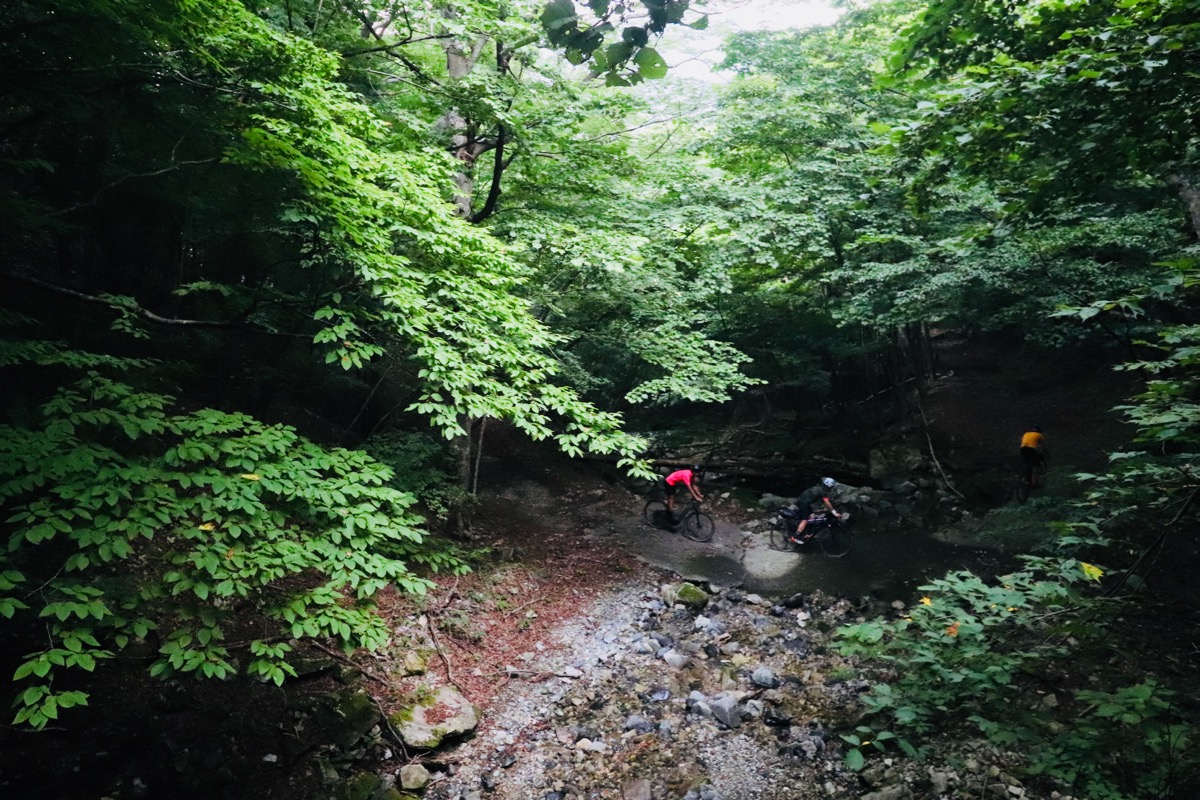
[633,47,669,80]
[605,41,633,69]
[541,0,578,44]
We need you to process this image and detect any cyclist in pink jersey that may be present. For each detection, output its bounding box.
[663,465,705,523]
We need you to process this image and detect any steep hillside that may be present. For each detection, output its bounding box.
[923,334,1140,499]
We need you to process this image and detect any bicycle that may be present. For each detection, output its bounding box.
[1011,458,1048,503]
[642,498,715,542]
[767,507,852,557]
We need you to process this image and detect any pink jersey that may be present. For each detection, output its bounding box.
[665,469,694,487]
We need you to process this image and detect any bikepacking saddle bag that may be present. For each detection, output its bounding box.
[780,507,824,523]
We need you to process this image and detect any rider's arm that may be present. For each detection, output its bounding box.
[822,495,839,517]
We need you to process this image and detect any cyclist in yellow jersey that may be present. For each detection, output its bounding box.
[1019,427,1046,487]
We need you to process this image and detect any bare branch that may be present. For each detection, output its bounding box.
[48,156,220,219]
[1,272,310,338]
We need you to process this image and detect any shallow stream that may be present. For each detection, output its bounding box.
[612,505,1021,604]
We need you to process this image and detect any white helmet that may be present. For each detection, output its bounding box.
[821,477,837,488]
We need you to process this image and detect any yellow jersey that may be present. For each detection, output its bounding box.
[1020,431,1043,449]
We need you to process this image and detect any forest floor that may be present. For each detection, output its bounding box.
[452,334,1132,646]
[4,335,1199,800]
[395,333,1200,799]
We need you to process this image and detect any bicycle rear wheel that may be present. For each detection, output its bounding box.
[1034,465,1048,491]
[768,525,794,552]
[819,523,852,557]
[643,499,670,529]
[1015,476,1029,503]
[682,510,714,542]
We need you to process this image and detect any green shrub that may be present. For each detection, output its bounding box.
[365,429,458,518]
[0,336,465,728]
[835,557,1199,798]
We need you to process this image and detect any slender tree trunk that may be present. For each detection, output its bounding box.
[902,322,926,402]
[439,12,489,217]
[472,417,487,496]
[437,16,492,534]
[448,415,477,537]
[888,327,909,423]
[921,321,937,382]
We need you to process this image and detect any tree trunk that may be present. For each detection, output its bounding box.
[888,327,909,423]
[447,415,478,537]
[921,321,938,382]
[436,16,495,533]
[439,13,490,217]
[902,322,926,402]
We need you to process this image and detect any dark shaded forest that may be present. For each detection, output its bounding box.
[2,1,1200,798]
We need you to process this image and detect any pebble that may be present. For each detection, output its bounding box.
[421,576,1025,800]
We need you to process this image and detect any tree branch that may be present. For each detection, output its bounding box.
[0,272,310,338]
[469,123,507,223]
[47,157,220,219]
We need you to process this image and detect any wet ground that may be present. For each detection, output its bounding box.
[592,502,1020,604]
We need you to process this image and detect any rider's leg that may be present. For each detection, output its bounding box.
[1020,447,1037,487]
[792,519,808,542]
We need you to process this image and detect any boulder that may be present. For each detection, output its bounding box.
[316,689,381,749]
[399,763,431,790]
[869,442,924,489]
[390,685,479,749]
[401,649,429,676]
[674,582,710,609]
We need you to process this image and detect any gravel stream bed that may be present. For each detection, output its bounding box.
[423,574,886,800]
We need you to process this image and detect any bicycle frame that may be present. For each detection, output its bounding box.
[769,508,851,556]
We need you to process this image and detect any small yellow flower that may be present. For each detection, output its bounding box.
[1007,606,1017,611]
[240,473,261,481]
[919,597,932,606]
[198,522,216,531]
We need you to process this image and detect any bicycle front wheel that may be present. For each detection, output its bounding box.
[820,523,852,557]
[643,499,670,529]
[768,525,794,552]
[682,510,715,542]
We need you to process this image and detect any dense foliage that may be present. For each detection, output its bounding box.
[0,0,678,727]
[838,559,1199,799]
[4,0,1200,796]
[1,330,447,728]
